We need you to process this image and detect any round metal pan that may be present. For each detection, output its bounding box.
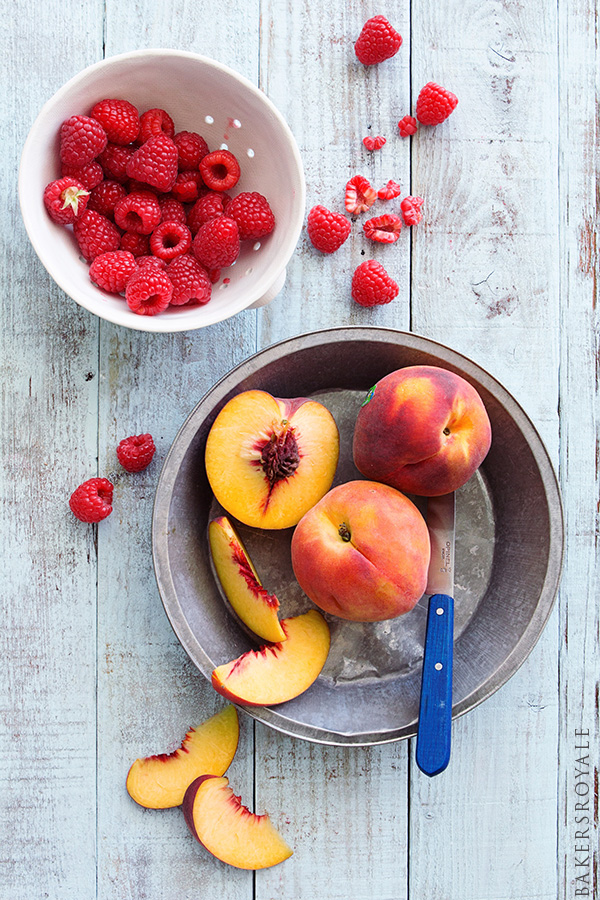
[152,327,563,745]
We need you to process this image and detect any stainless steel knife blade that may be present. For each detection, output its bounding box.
[416,491,456,777]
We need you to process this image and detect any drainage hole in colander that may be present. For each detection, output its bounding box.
[205,115,214,124]
[247,148,255,158]
[253,242,261,251]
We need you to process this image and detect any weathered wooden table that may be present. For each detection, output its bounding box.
[3,1,598,897]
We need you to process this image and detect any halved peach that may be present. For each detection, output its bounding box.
[183,774,293,870]
[126,704,239,809]
[208,515,286,642]
[211,609,330,706]
[204,389,339,529]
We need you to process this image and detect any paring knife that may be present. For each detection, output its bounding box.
[416,491,455,777]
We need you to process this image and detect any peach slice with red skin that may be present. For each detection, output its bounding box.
[208,515,286,642]
[204,389,339,529]
[211,609,330,706]
[183,774,293,870]
[126,704,239,809]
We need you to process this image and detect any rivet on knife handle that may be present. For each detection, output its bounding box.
[416,593,454,776]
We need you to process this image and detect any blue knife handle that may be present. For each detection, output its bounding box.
[416,593,454,777]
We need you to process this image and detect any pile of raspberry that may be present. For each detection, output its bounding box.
[43,100,276,316]
[306,15,458,308]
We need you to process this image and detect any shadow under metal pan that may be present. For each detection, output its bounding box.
[151,327,563,746]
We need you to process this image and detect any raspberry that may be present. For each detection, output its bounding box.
[87,180,127,218]
[89,250,137,293]
[377,180,402,201]
[345,175,377,214]
[158,195,187,224]
[91,98,140,145]
[126,178,159,194]
[355,16,402,66]
[226,191,275,240]
[60,115,107,167]
[98,143,135,182]
[363,213,403,243]
[173,131,210,169]
[167,254,212,306]
[351,260,399,307]
[149,221,192,261]
[199,149,241,192]
[187,191,229,234]
[114,190,162,234]
[362,135,386,151]
[136,255,166,269]
[306,205,351,254]
[61,160,104,190]
[126,133,179,192]
[415,82,458,125]
[192,216,240,269]
[398,115,418,137]
[206,267,221,284]
[69,477,113,523]
[139,108,175,142]
[125,267,173,315]
[43,177,89,225]
[73,210,121,262]
[116,433,156,472]
[120,231,149,257]
[400,195,424,226]
[170,170,204,203]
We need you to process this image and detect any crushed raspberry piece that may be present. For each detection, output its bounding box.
[400,195,424,226]
[398,115,418,137]
[226,191,275,240]
[61,160,104,190]
[363,213,403,243]
[415,83,458,125]
[43,177,89,225]
[120,231,150,257]
[167,254,212,306]
[60,115,107,167]
[114,190,162,235]
[158,195,187,224]
[362,135,386,151]
[187,191,229,234]
[351,259,399,307]
[125,266,173,316]
[306,205,351,254]
[139,108,175,142]
[355,16,402,66]
[88,180,127,219]
[126,133,179,192]
[98,143,135,183]
[170,170,204,203]
[89,250,137,293]
[192,216,240,269]
[69,477,114,523]
[91,98,140,145]
[73,210,121,262]
[150,221,192,261]
[377,180,402,201]
[116,433,156,472]
[345,175,377,215]
[173,131,210,169]
[199,149,241,192]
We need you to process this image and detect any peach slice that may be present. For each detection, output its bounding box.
[126,704,239,809]
[208,515,286,642]
[211,609,330,706]
[183,774,293,869]
[204,389,339,529]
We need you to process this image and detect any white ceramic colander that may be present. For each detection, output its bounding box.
[18,49,306,333]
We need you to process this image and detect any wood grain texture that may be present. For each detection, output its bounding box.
[407,0,561,897]
[557,0,599,896]
[1,3,103,898]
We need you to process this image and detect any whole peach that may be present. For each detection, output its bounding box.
[291,480,430,622]
[353,365,492,496]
